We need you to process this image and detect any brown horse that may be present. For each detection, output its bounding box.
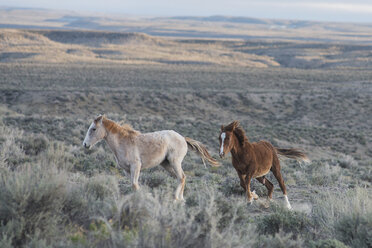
[219,121,309,209]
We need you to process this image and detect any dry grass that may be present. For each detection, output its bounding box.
[0,22,371,247]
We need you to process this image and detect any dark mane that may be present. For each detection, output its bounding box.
[234,126,248,146]
[223,121,248,146]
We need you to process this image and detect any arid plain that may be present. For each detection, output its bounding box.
[0,8,371,248]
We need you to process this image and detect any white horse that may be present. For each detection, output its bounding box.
[83,115,220,201]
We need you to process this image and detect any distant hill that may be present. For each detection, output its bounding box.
[1,7,372,44]
[2,28,372,69]
[166,15,269,25]
[161,15,317,28]
[38,30,158,46]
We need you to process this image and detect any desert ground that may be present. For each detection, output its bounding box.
[0,8,371,248]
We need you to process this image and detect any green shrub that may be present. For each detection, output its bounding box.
[215,195,252,230]
[311,187,371,240]
[219,177,245,197]
[0,165,67,246]
[307,239,349,248]
[257,205,312,237]
[0,234,13,248]
[140,169,169,188]
[0,125,26,168]
[25,236,53,248]
[90,188,260,248]
[255,231,304,248]
[118,177,133,195]
[42,141,76,171]
[308,162,341,187]
[73,146,116,176]
[19,136,48,156]
[337,154,357,169]
[335,213,372,248]
[62,175,118,227]
[84,175,119,200]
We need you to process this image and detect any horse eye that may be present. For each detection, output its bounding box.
[92,128,96,131]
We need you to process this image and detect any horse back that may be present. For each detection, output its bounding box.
[250,140,276,167]
[137,130,187,168]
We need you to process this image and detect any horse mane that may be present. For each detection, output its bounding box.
[234,126,249,146]
[102,117,140,138]
[223,121,249,146]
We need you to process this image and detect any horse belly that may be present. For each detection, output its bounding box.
[252,145,273,178]
[141,147,167,169]
[138,130,186,169]
[253,168,270,178]
[138,132,171,169]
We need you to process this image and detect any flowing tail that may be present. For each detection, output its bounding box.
[275,148,310,163]
[185,137,220,167]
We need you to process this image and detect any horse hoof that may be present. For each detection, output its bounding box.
[132,184,140,191]
[174,198,185,204]
[252,190,259,200]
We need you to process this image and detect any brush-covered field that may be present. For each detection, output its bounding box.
[0,27,371,248]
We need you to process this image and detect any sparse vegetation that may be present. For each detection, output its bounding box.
[256,205,312,237]
[0,23,371,247]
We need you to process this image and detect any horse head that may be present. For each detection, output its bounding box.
[83,114,106,149]
[219,121,240,158]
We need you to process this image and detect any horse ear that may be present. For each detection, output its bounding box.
[94,115,103,124]
[220,125,224,131]
[232,121,240,130]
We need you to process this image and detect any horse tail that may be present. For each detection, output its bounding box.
[185,137,220,167]
[275,147,310,163]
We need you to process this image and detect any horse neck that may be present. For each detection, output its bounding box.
[230,132,252,158]
[102,119,133,154]
[104,130,119,153]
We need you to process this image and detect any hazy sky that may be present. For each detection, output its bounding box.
[3,0,372,23]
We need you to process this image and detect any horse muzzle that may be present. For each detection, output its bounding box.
[83,142,90,149]
[219,152,225,158]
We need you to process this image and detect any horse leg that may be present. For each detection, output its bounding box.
[238,173,246,191]
[271,157,292,209]
[242,174,259,200]
[130,162,141,191]
[256,176,274,199]
[239,173,258,198]
[244,173,254,203]
[238,172,259,200]
[161,160,177,178]
[170,159,186,201]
